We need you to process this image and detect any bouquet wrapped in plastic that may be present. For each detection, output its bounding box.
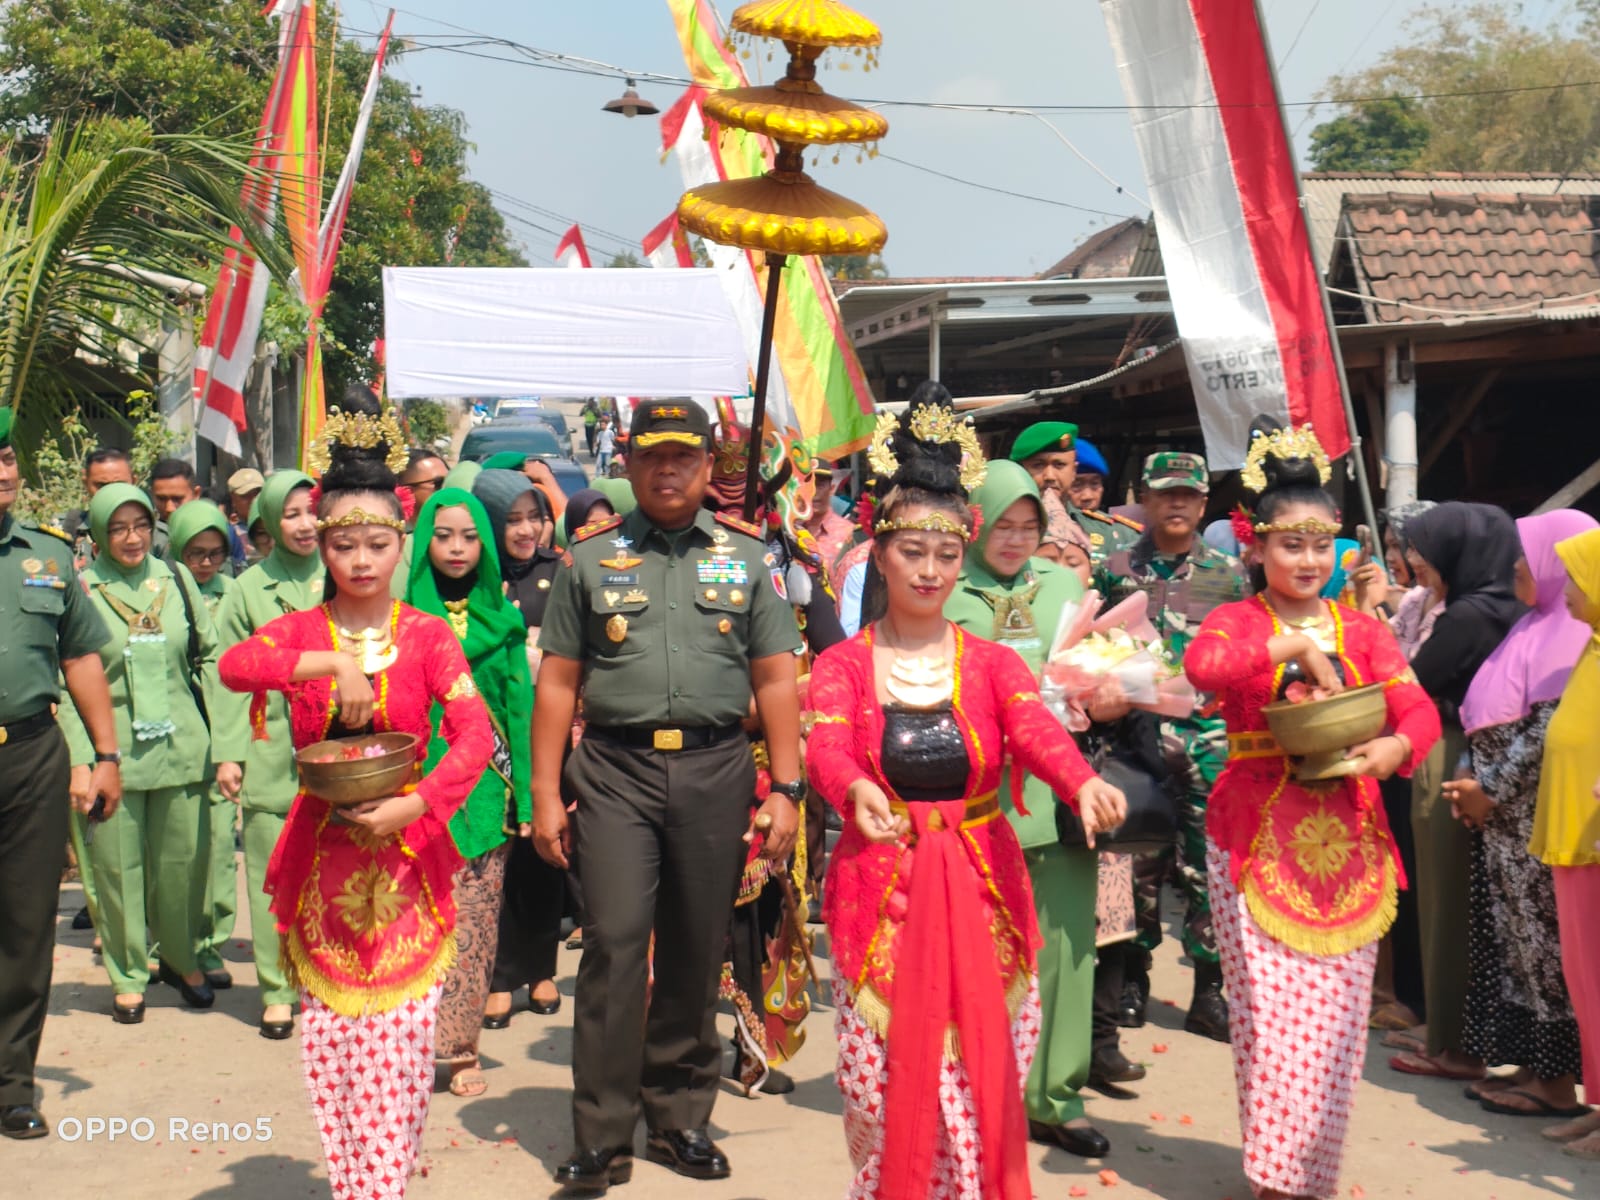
[1040,589,1196,732]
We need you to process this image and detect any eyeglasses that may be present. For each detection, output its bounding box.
[106,520,154,538]
[183,546,229,565]
[402,476,446,493]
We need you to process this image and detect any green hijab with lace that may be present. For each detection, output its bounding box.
[256,469,321,605]
[87,483,177,741]
[167,499,233,603]
[404,487,533,856]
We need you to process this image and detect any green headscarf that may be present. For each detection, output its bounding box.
[168,498,230,557]
[969,460,1047,582]
[480,451,529,472]
[256,469,321,603]
[593,474,637,516]
[442,460,482,492]
[87,483,176,741]
[404,488,532,855]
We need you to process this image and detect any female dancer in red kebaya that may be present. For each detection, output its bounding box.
[1184,420,1440,1200]
[806,400,1125,1200]
[219,407,492,1199]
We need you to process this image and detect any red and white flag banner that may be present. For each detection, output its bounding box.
[554,224,592,270]
[642,211,694,269]
[1100,0,1349,469]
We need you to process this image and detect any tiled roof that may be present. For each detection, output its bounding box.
[1302,172,1600,270]
[1037,217,1147,280]
[1337,192,1600,324]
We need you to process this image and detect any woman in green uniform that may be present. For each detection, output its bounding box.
[213,470,322,1039]
[943,460,1109,1159]
[169,499,238,988]
[405,488,534,1096]
[63,484,216,1023]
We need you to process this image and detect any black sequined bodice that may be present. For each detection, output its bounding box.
[880,704,970,802]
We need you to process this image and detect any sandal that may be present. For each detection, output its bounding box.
[1479,1089,1590,1119]
[1368,1001,1419,1032]
[448,1063,488,1098]
[1387,1051,1486,1081]
[1379,1029,1426,1053]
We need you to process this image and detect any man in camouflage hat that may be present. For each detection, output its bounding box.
[533,399,804,1191]
[0,408,121,1139]
[1009,421,1140,565]
[1095,450,1248,1044]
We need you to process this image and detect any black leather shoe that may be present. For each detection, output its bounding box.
[481,1010,512,1030]
[203,969,233,990]
[1088,1046,1147,1088]
[1116,977,1147,1028]
[645,1128,730,1180]
[1184,961,1230,1043]
[112,999,145,1024]
[0,1105,47,1140]
[71,906,93,931]
[553,1146,633,1193]
[157,961,215,1009]
[259,1015,294,1040]
[1029,1119,1110,1158]
[529,993,562,1016]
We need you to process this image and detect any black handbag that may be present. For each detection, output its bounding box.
[1056,710,1181,854]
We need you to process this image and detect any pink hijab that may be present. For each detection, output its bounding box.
[1460,508,1599,734]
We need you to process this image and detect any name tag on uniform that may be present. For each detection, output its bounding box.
[601,573,638,586]
[697,558,748,585]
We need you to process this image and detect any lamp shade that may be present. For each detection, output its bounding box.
[703,84,888,145]
[730,0,882,47]
[678,172,888,257]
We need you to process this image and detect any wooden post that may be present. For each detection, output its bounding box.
[742,251,788,523]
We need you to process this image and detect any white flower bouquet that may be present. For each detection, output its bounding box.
[1040,590,1196,732]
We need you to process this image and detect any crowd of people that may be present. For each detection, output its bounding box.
[0,385,1597,1200]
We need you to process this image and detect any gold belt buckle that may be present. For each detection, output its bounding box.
[653,728,684,752]
[0,726,8,746]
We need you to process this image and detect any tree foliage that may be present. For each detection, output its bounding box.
[0,0,526,398]
[1314,3,1600,175]
[822,254,890,280]
[1307,97,1431,173]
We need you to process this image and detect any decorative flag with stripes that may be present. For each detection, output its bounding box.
[664,0,876,460]
[555,224,593,270]
[642,212,695,269]
[1100,0,1349,469]
[194,1,309,455]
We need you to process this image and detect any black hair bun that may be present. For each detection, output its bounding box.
[321,384,399,495]
[889,382,964,496]
[1246,414,1324,495]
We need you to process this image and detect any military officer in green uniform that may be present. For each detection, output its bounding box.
[1095,451,1248,1043]
[533,400,803,1193]
[0,407,121,1140]
[1009,420,1141,566]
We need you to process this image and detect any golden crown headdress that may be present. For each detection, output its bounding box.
[306,406,409,476]
[866,402,988,493]
[1239,423,1332,495]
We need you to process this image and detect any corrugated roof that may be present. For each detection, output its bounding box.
[1303,172,1600,271]
[1337,192,1600,324]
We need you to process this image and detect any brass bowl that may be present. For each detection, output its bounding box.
[1262,684,1387,781]
[296,732,420,808]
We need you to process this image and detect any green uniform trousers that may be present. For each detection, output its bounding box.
[1022,843,1099,1125]
[1134,719,1224,965]
[0,726,70,1107]
[242,806,296,1008]
[1412,724,1473,1057]
[89,784,209,994]
[197,787,238,974]
[68,808,101,923]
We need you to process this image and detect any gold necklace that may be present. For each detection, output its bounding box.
[879,619,954,708]
[327,601,400,673]
[443,598,470,641]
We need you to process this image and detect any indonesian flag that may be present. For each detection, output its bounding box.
[642,212,694,269]
[554,224,592,270]
[1100,0,1349,469]
[194,1,309,455]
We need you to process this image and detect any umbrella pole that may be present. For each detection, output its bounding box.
[742,251,788,524]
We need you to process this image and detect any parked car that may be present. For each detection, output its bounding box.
[459,422,566,463]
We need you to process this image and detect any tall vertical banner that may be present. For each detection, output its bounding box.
[664,0,877,460]
[1100,0,1349,469]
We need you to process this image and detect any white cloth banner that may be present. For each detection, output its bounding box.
[381,267,751,399]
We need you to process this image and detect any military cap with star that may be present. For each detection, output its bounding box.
[1008,421,1078,463]
[629,400,712,449]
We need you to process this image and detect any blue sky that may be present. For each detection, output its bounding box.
[336,1,1546,277]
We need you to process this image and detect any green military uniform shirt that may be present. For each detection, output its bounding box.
[539,507,803,728]
[0,516,109,724]
[1072,504,1142,566]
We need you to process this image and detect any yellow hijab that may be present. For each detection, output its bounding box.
[1531,528,1600,866]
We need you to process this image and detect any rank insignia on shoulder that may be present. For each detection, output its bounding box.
[714,512,761,539]
[1109,513,1144,531]
[573,514,623,543]
[32,522,72,544]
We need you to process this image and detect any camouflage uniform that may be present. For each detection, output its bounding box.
[1095,454,1247,966]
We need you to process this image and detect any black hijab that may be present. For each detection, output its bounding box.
[563,488,612,543]
[1405,501,1525,719]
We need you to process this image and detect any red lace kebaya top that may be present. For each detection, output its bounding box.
[219,603,493,1016]
[807,624,1097,1200]
[1185,596,1441,956]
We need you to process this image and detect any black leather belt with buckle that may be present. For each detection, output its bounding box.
[0,710,56,747]
[586,722,743,752]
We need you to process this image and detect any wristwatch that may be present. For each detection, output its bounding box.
[93,750,122,765]
[769,778,805,801]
